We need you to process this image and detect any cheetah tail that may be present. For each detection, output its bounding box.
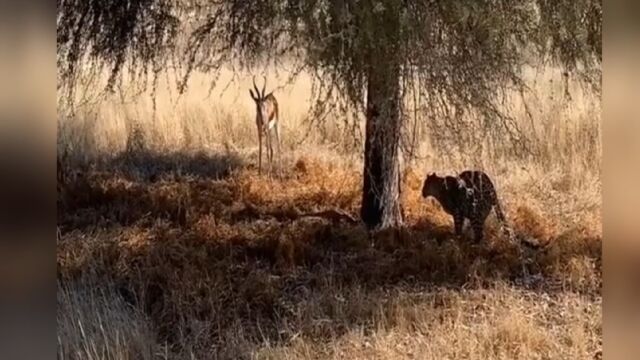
[494,197,507,223]
[493,196,515,240]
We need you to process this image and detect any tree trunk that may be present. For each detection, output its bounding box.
[360,59,403,229]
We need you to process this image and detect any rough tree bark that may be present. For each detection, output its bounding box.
[360,54,403,229]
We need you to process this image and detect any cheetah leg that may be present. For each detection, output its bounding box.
[453,214,464,237]
[471,218,484,243]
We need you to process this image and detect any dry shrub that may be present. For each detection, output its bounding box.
[536,227,602,292]
[400,167,430,225]
[57,277,161,359]
[57,154,601,359]
[276,217,332,268]
[240,157,361,213]
[491,307,551,357]
[511,204,556,247]
[255,286,600,360]
[562,256,600,292]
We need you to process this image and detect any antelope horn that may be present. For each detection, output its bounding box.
[252,76,261,98]
[261,76,267,98]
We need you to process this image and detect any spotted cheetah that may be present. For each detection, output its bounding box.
[422,170,508,242]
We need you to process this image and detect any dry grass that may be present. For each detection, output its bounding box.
[57,278,161,360]
[57,65,601,359]
[58,66,600,173]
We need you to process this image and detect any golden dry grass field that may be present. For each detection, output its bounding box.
[57,66,601,359]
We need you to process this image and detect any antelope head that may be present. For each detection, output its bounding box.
[249,76,274,133]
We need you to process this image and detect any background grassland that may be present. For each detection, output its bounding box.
[57,64,601,359]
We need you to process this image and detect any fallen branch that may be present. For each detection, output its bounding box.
[298,209,359,224]
[238,201,358,224]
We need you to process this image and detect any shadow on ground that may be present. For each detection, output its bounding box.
[107,149,245,181]
[57,157,601,358]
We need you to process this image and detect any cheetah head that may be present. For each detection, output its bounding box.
[422,172,442,198]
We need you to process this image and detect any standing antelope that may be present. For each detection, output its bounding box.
[249,76,281,174]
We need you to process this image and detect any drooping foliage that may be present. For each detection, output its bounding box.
[57,0,179,96]
[58,0,601,139]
